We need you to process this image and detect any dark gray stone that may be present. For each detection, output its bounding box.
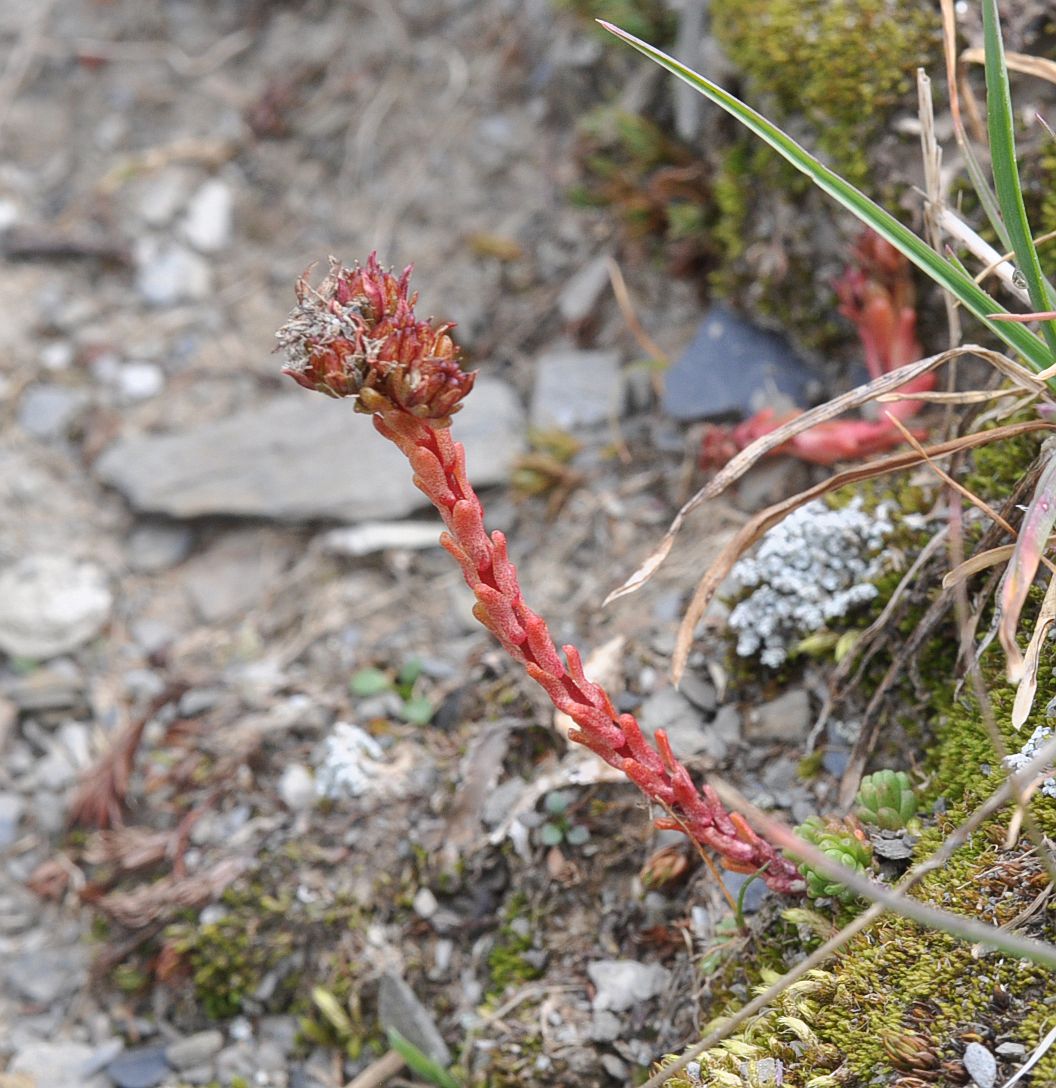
[106,1045,169,1088]
[721,869,769,914]
[126,522,193,572]
[378,972,451,1066]
[662,306,819,421]
[94,378,524,522]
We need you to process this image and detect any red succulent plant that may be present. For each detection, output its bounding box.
[277,253,803,895]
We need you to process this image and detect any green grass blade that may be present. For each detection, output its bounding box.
[597,20,1053,377]
[982,0,1056,357]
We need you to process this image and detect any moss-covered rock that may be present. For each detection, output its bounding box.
[711,0,942,185]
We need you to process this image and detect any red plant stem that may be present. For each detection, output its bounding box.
[374,407,803,894]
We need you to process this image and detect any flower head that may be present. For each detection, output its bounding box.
[276,253,475,425]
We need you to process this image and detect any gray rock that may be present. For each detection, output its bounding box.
[18,384,89,440]
[530,347,622,430]
[587,959,670,1012]
[590,1009,623,1042]
[639,687,726,763]
[662,306,819,421]
[720,869,769,914]
[712,704,742,746]
[278,763,315,811]
[165,1030,224,1071]
[5,944,89,1005]
[995,1041,1026,1058]
[181,178,233,253]
[559,255,612,324]
[135,238,212,306]
[134,165,196,226]
[0,791,26,847]
[9,1041,107,1088]
[0,555,111,659]
[126,522,193,572]
[678,672,716,713]
[963,1041,996,1088]
[378,972,451,1066]
[746,688,812,743]
[215,1042,257,1083]
[95,378,524,522]
[105,1045,169,1088]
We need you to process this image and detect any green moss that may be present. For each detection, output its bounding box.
[487,892,544,998]
[712,0,942,185]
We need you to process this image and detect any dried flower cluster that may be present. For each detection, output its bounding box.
[277,254,475,425]
[729,496,894,667]
[278,254,803,894]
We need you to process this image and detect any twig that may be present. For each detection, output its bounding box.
[343,1049,405,1088]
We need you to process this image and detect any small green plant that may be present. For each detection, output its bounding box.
[350,656,435,726]
[856,769,919,831]
[537,789,591,847]
[791,816,873,904]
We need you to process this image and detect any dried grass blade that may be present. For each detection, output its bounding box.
[962,45,1056,87]
[1012,571,1056,727]
[998,444,1056,681]
[606,347,1003,606]
[943,544,1018,587]
[671,420,1055,682]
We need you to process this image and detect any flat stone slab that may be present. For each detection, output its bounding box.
[94,377,524,522]
[530,347,622,430]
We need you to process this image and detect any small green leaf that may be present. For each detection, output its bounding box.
[400,696,434,726]
[983,0,1056,357]
[386,1028,463,1088]
[539,822,565,847]
[350,668,391,697]
[544,789,572,815]
[565,824,591,846]
[311,986,353,1036]
[397,656,424,688]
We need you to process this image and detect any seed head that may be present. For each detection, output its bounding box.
[276,253,475,426]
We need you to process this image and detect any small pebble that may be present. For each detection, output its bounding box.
[963,1041,996,1088]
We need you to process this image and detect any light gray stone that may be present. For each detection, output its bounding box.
[587,959,670,1012]
[116,361,165,401]
[9,1041,107,1088]
[559,255,611,324]
[5,944,89,1005]
[963,1041,996,1088]
[18,384,89,440]
[165,1030,224,1071]
[530,347,622,430]
[181,178,233,253]
[278,763,315,811]
[746,688,812,743]
[378,972,451,1066]
[0,791,26,847]
[639,687,727,763]
[94,378,524,522]
[135,238,212,306]
[0,555,111,659]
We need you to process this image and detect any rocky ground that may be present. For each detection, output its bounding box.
[0,3,843,1086]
